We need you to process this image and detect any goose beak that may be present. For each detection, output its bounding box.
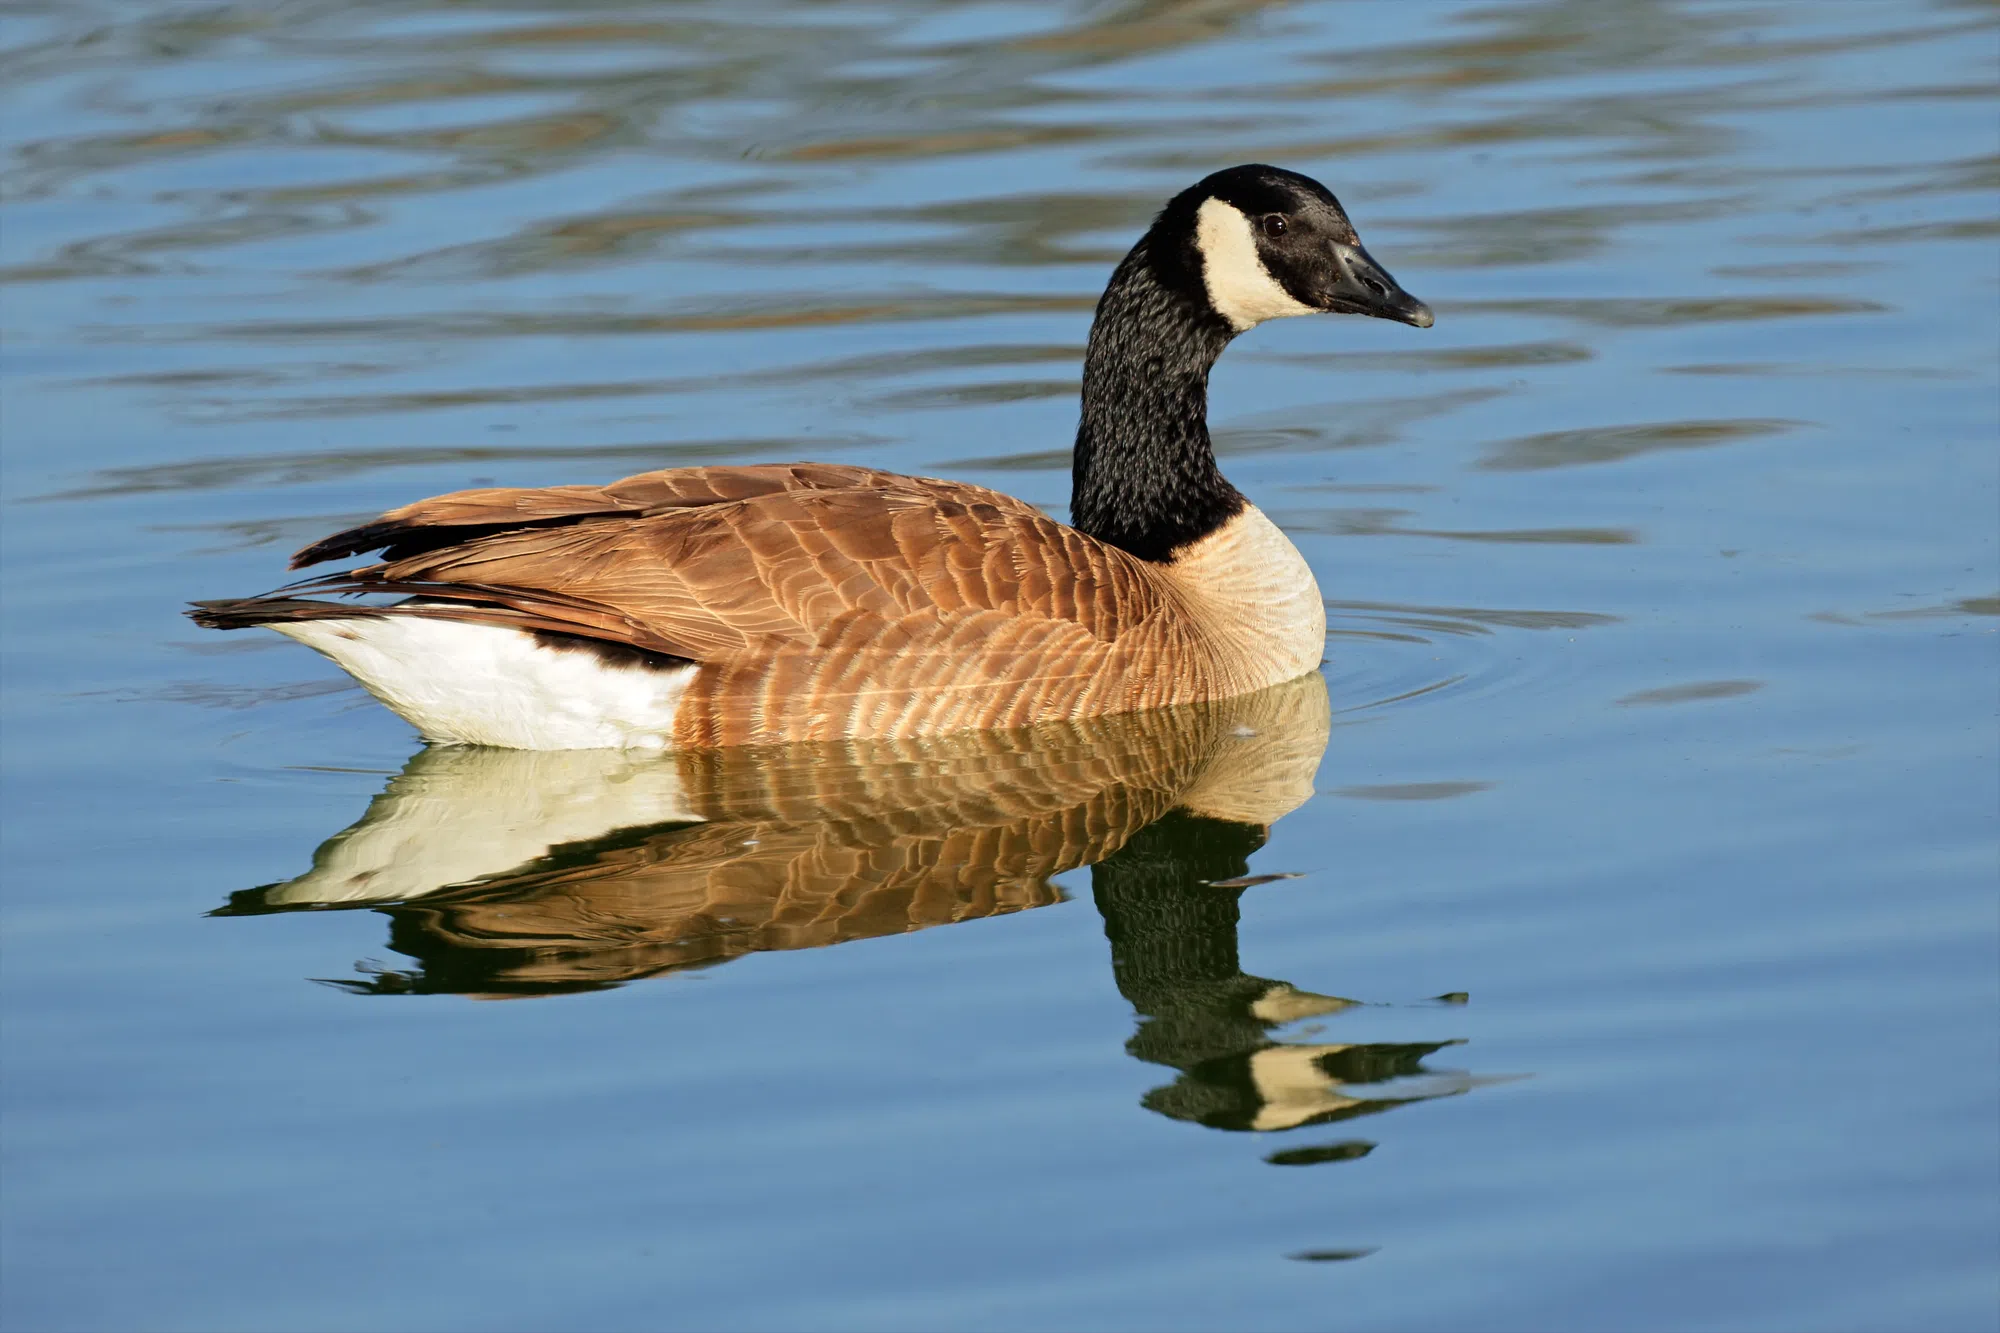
[1323,242,1433,328]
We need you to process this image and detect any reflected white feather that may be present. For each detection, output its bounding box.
[1248,1044,1366,1131]
[1250,983,1356,1025]
[262,748,704,906]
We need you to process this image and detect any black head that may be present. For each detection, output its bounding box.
[1149,164,1432,333]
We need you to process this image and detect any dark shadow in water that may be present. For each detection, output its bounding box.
[1094,810,1476,1136]
[216,672,1485,1145]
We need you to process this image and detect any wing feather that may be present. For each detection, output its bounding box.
[219,463,1202,742]
[290,463,1043,568]
[292,469,1173,649]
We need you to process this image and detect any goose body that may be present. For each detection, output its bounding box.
[192,165,1431,749]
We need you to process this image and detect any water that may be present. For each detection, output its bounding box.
[2,2,1995,1329]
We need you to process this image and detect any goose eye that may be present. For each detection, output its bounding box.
[1260,214,1287,239]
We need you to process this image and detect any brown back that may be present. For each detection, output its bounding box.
[286,463,1223,743]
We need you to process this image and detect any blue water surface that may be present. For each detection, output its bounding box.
[2,2,1996,1330]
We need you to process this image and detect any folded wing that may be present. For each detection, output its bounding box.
[231,463,1198,743]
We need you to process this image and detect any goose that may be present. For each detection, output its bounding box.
[190,164,1431,749]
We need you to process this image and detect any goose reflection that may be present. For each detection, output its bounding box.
[1094,810,1476,1137]
[220,672,1479,1136]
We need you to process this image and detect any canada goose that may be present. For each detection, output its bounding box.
[190,164,1431,749]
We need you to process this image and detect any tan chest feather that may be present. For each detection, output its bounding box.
[1157,505,1327,692]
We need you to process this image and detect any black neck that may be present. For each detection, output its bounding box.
[1069,237,1243,563]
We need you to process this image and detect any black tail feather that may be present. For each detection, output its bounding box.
[186,596,391,631]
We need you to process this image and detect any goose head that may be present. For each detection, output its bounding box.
[1072,164,1430,562]
[1157,163,1432,334]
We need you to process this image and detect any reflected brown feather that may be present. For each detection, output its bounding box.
[366,688,1291,991]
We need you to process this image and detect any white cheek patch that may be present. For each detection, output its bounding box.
[1194,197,1317,332]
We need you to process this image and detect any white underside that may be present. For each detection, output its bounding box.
[274,616,694,749]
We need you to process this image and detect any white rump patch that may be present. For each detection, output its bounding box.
[1194,197,1316,332]
[273,616,695,749]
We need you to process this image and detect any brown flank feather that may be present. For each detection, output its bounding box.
[193,462,1294,747]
